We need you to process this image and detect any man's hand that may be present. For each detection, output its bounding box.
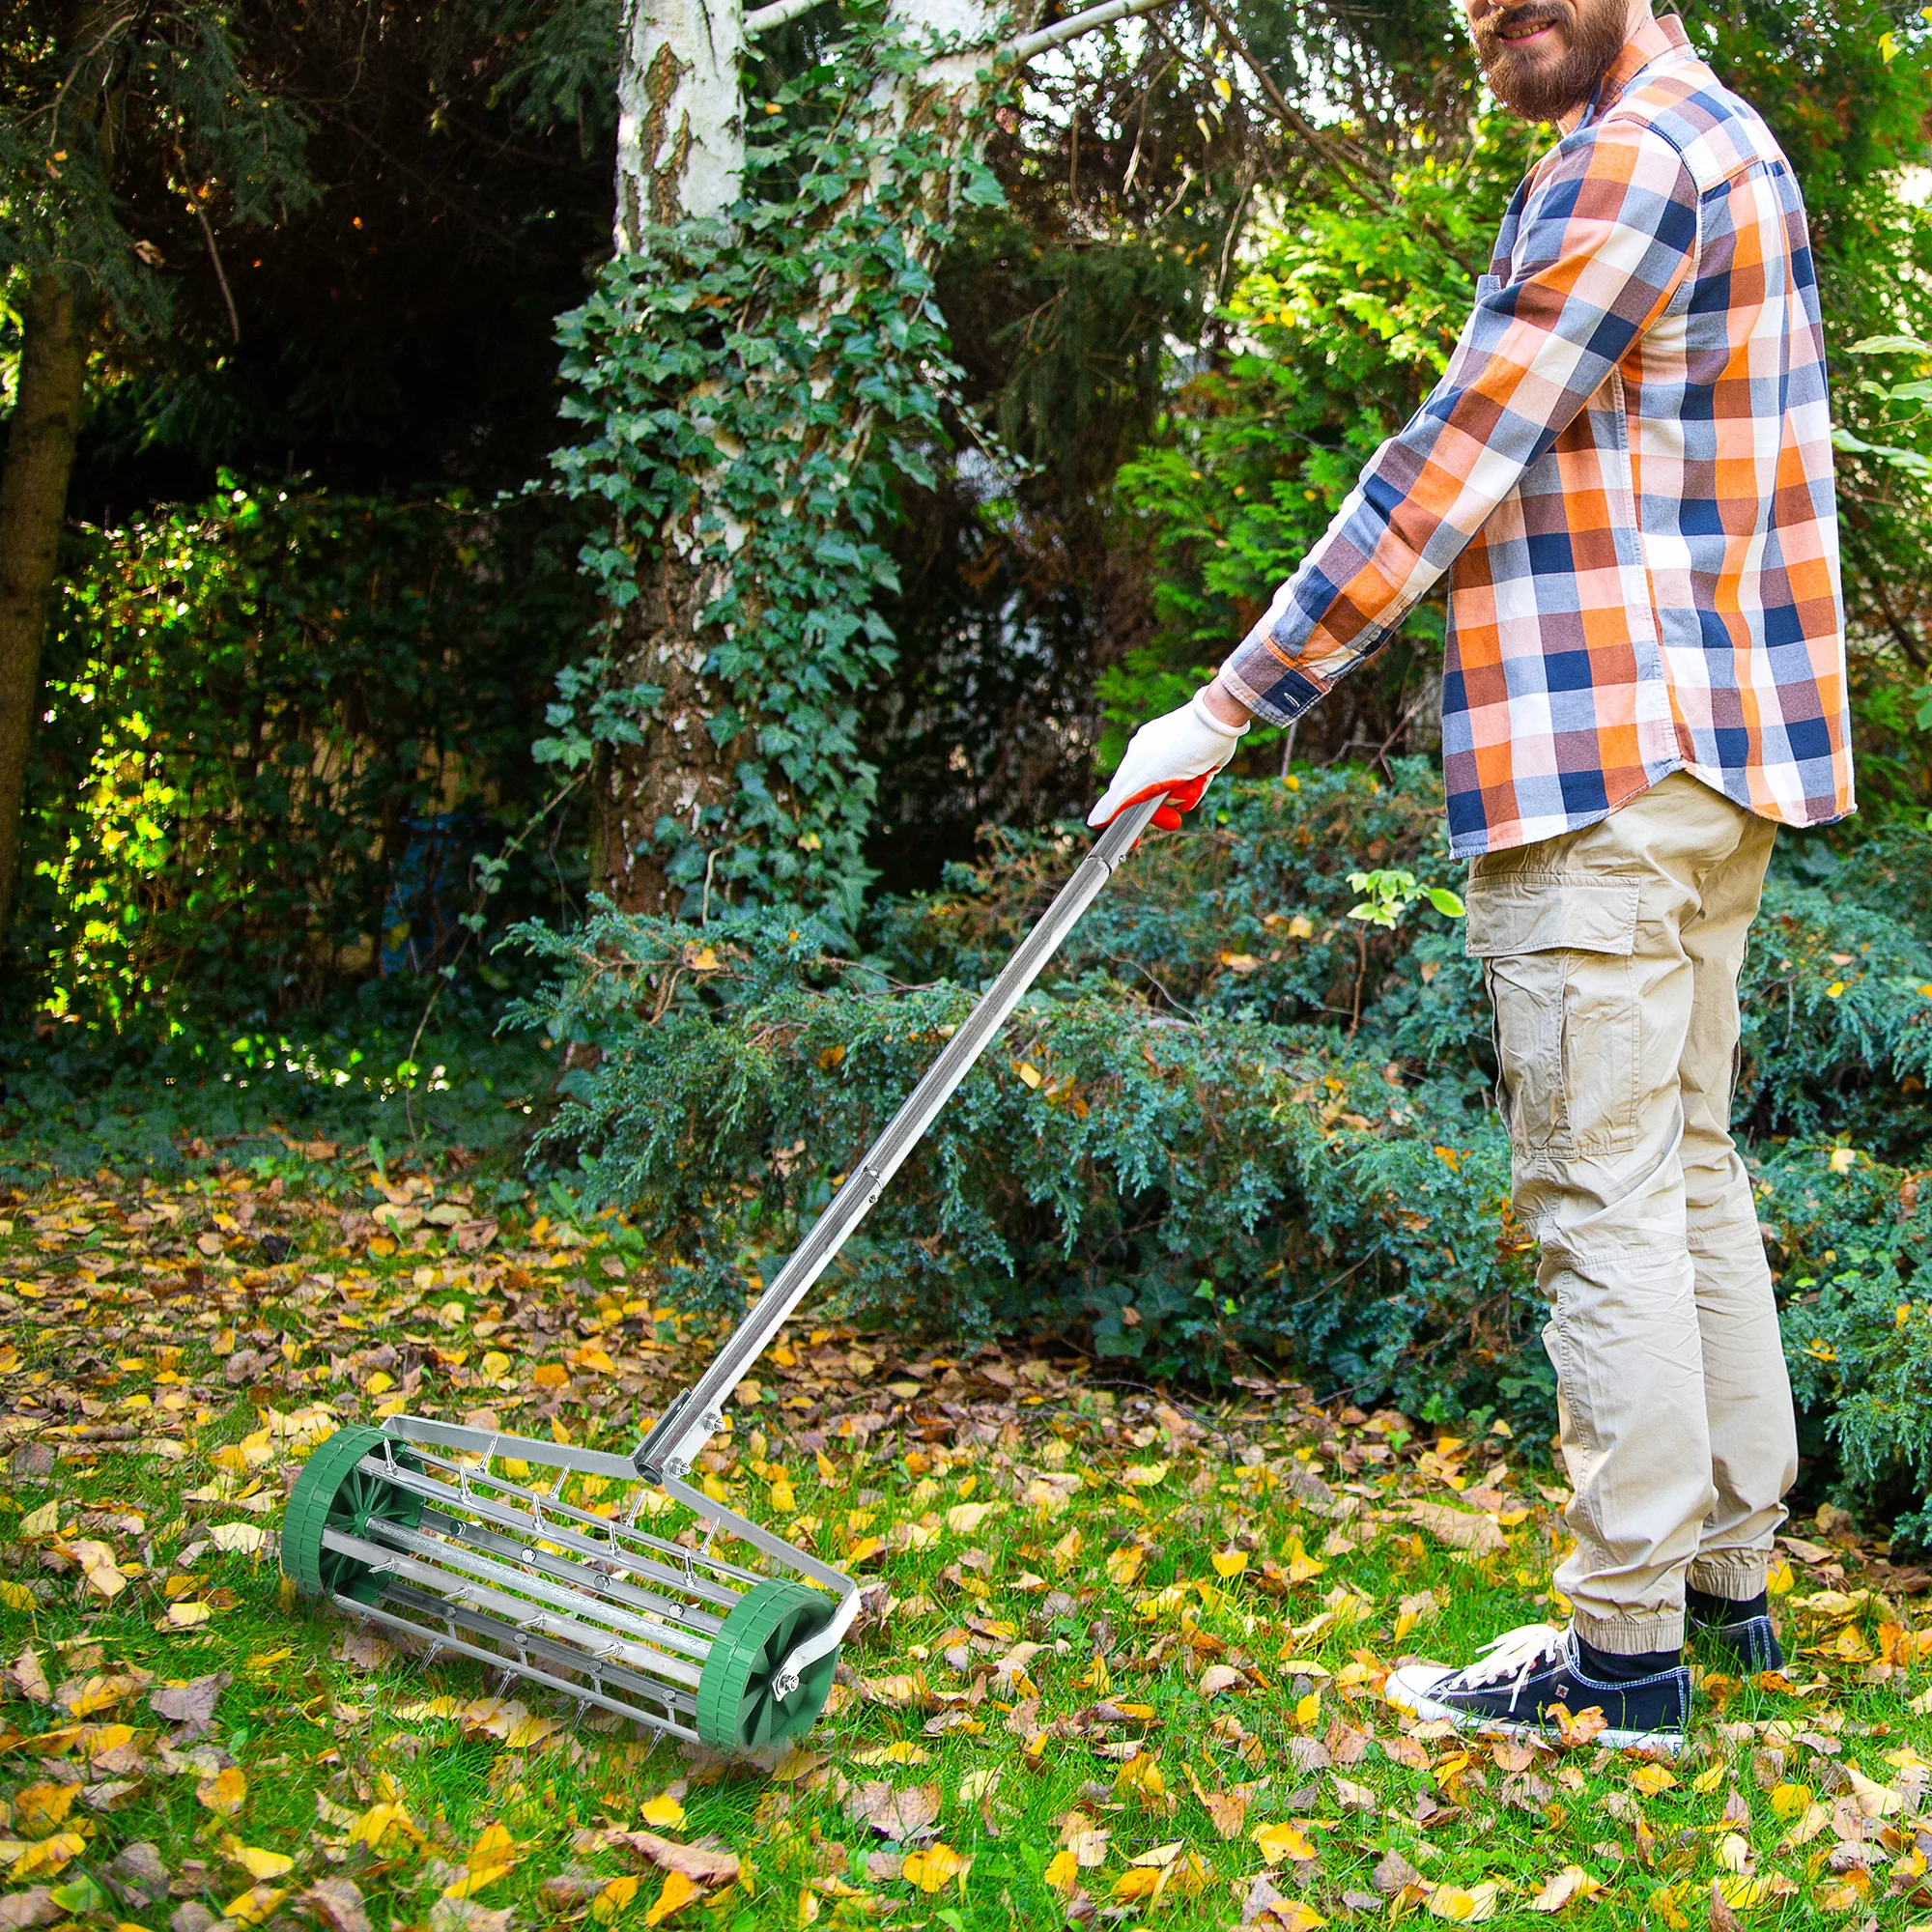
[1088,680,1254,831]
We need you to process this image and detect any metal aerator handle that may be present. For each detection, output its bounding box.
[632,791,1166,1484]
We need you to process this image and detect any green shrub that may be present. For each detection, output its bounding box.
[514,766,1932,1532]
[18,480,593,1030]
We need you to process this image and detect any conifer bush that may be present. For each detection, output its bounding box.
[515,765,1932,1534]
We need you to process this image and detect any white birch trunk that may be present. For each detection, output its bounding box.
[593,0,1028,914]
[614,0,746,244]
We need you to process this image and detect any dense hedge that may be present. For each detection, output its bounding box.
[514,765,1932,1538]
[16,482,593,1030]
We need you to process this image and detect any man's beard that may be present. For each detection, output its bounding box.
[1475,1,1630,121]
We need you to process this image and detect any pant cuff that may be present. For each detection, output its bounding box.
[1687,1557,1769,1601]
[1572,1606,1685,1655]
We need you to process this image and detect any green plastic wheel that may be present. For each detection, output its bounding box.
[282,1425,423,1605]
[695,1580,839,1751]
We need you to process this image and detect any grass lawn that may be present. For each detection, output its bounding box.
[2,1151,1929,1932]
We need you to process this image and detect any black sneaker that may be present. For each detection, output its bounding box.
[1384,1622,1690,1754]
[1688,1605,1784,1675]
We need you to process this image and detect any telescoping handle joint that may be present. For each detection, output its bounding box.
[632,792,1165,1485]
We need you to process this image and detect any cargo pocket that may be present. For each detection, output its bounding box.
[1466,877,1641,1158]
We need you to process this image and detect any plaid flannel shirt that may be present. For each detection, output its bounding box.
[1221,13,1854,857]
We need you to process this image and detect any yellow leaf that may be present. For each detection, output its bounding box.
[1629,1763,1676,1797]
[1104,1545,1145,1588]
[1294,1690,1321,1728]
[637,1795,686,1830]
[1252,1822,1317,1867]
[591,1875,640,1923]
[1829,1147,1856,1173]
[467,1823,516,1872]
[0,1581,36,1612]
[1713,1874,1775,1910]
[1211,1548,1248,1579]
[1115,1753,1165,1804]
[1427,1881,1500,1922]
[166,1602,213,1630]
[1767,1559,1795,1596]
[442,1864,518,1901]
[1042,1850,1080,1896]
[12,1784,77,1838]
[1120,1462,1169,1489]
[850,1742,928,1766]
[197,1766,247,1818]
[8,1832,83,1879]
[347,1801,416,1850]
[1690,1764,1726,1794]
[1109,1867,1165,1903]
[1016,1063,1042,1089]
[222,1887,289,1926]
[19,1502,59,1538]
[575,1346,618,1376]
[900,1844,968,1893]
[945,1502,999,1534]
[643,1869,701,1925]
[226,1843,295,1882]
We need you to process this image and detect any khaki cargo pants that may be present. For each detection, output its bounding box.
[1466,771,1797,1655]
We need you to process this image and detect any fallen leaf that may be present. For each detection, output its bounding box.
[226,1843,296,1883]
[0,1889,61,1929]
[1549,1704,1608,1748]
[300,1878,372,1932]
[208,1523,269,1554]
[637,1795,685,1830]
[846,1782,940,1842]
[196,1766,247,1819]
[5,1652,50,1705]
[6,1835,83,1883]
[611,1833,739,1886]
[1530,1866,1602,1913]
[150,1672,231,1728]
[222,1884,289,1925]
[1253,1822,1318,1867]
[643,1869,701,1926]
[1426,1881,1500,1921]
[899,1843,969,1893]
[11,1786,76,1840]
[1406,1503,1506,1556]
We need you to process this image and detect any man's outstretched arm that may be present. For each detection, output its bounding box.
[1091,117,1698,825]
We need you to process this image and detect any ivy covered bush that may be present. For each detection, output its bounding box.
[515,764,1932,1533]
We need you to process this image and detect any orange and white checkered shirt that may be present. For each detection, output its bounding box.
[1221,13,1854,857]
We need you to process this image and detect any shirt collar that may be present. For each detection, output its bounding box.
[1571,11,1693,130]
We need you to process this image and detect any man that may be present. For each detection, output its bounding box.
[1090,0,1853,1752]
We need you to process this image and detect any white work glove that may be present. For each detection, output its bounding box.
[1088,686,1251,830]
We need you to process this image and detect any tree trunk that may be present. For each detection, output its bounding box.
[590,0,748,915]
[590,0,1026,916]
[0,270,90,935]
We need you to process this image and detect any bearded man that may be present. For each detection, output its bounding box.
[1090,0,1852,1752]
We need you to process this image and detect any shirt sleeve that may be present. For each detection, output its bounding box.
[1219,118,1700,725]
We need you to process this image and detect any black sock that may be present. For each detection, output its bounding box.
[1687,1584,1769,1626]
[1577,1634,1682,1683]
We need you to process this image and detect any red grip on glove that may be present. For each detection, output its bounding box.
[1097,773,1210,833]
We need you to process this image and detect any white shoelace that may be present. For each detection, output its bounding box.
[1444,1621,1571,1713]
